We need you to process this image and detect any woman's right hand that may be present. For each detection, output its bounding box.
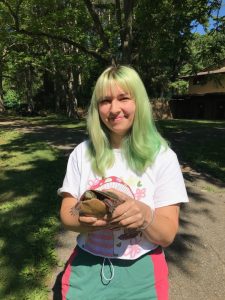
[78,215,111,231]
[60,193,111,233]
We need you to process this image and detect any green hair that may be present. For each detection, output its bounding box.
[87,65,168,177]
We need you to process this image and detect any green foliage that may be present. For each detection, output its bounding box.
[177,31,225,84]
[169,80,189,95]
[133,0,222,96]
[4,89,20,109]
[0,0,224,111]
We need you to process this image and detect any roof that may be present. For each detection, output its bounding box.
[196,66,225,76]
[172,92,225,99]
[181,59,225,78]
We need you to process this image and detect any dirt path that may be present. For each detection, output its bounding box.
[167,175,225,299]
[1,118,224,299]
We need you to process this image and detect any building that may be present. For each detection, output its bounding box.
[170,61,225,120]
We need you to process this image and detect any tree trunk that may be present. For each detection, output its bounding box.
[66,67,79,118]
[122,0,134,64]
[53,78,61,113]
[52,67,61,113]
[25,66,34,112]
[0,63,5,112]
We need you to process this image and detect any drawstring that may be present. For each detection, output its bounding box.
[101,257,115,283]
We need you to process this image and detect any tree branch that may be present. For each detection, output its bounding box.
[2,43,17,60]
[115,0,123,44]
[0,0,23,29]
[83,0,110,50]
[122,0,134,64]
[17,29,109,63]
[1,0,109,63]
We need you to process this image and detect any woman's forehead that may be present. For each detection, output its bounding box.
[105,83,129,96]
[96,80,132,100]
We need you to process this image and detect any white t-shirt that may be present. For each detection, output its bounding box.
[58,141,189,260]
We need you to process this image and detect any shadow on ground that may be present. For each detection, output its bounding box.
[0,118,224,299]
[0,120,87,298]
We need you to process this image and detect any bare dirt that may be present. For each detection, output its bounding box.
[1,118,224,300]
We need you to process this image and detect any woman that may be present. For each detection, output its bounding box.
[58,65,188,300]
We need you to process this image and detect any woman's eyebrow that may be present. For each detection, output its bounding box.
[100,96,112,101]
[99,93,130,101]
[118,93,128,96]
[117,93,130,98]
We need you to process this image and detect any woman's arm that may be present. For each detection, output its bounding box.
[60,193,110,233]
[141,204,180,247]
[109,189,180,248]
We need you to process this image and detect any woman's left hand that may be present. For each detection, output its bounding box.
[108,189,151,230]
[103,189,180,248]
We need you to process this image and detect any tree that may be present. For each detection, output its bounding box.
[0,0,224,114]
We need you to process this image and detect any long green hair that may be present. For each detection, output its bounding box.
[87,65,167,177]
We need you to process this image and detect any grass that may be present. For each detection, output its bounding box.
[0,115,86,300]
[0,115,224,299]
[157,119,225,183]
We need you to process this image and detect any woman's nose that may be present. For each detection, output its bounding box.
[110,99,120,113]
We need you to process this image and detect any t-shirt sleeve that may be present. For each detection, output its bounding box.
[153,148,189,208]
[57,147,81,199]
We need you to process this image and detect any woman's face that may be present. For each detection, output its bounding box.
[98,83,136,143]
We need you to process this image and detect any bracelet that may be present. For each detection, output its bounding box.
[139,208,155,231]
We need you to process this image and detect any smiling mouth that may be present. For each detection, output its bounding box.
[109,115,127,121]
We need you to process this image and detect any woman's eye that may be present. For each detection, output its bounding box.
[99,99,110,105]
[120,97,130,101]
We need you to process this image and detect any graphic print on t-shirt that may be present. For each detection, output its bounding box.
[88,175,146,202]
[84,176,146,258]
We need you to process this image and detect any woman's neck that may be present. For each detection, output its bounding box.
[110,133,124,148]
